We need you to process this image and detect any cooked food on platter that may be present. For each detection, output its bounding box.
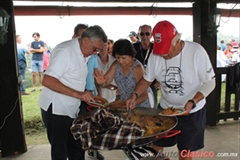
[86,96,125,108]
[129,111,175,136]
[93,96,108,104]
[104,100,125,108]
[86,96,108,108]
[159,106,186,116]
[110,109,176,137]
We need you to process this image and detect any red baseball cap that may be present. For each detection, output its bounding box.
[152,20,178,55]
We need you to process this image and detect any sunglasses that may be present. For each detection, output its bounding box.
[140,32,150,36]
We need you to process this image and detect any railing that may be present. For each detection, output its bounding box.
[215,67,240,122]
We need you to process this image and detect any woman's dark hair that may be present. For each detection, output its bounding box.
[112,39,137,58]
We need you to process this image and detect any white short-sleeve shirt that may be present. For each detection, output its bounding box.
[97,54,116,102]
[144,41,215,113]
[38,38,88,118]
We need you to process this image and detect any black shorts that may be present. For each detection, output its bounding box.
[153,106,206,151]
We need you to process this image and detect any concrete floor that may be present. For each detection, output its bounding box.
[0,120,239,160]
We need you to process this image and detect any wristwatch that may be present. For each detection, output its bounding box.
[132,91,139,99]
[188,99,196,109]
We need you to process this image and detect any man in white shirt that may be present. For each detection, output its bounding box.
[126,21,216,160]
[38,25,107,160]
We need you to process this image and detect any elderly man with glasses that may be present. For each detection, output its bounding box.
[133,24,160,108]
[38,25,108,160]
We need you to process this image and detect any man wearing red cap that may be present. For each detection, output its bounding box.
[126,20,216,160]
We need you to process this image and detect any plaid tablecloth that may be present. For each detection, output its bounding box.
[71,109,145,150]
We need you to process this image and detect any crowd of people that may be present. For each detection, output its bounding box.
[17,32,51,95]
[217,39,240,68]
[17,20,239,160]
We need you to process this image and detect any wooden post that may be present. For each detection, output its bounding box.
[0,0,27,157]
[193,1,217,126]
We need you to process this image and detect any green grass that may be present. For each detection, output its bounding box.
[22,87,42,123]
[21,87,48,146]
[220,82,235,109]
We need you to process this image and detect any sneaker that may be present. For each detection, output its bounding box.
[39,88,42,91]
[88,150,104,160]
[31,89,36,92]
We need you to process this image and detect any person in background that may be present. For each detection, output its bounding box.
[72,23,88,39]
[28,32,45,92]
[97,41,116,102]
[16,35,31,95]
[217,45,228,81]
[133,24,159,108]
[94,39,153,108]
[38,25,107,160]
[217,44,228,67]
[128,31,139,44]
[107,39,114,55]
[126,20,216,160]
[228,46,240,65]
[72,23,104,160]
[232,43,239,54]
[224,43,233,55]
[220,40,226,51]
[85,52,99,99]
[224,43,239,66]
[231,39,238,47]
[43,43,50,72]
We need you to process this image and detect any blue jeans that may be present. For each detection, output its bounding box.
[18,61,26,92]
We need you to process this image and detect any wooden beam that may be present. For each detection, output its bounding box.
[12,0,240,3]
[217,111,240,120]
[13,6,240,17]
[14,6,192,16]
[12,0,199,2]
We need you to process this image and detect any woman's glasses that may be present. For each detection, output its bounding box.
[140,32,150,36]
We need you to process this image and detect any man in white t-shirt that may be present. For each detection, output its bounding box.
[126,20,216,160]
[38,26,107,160]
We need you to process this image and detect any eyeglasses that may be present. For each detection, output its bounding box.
[93,47,101,53]
[140,32,150,36]
[91,42,102,53]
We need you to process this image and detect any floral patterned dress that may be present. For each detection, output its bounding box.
[114,59,152,108]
